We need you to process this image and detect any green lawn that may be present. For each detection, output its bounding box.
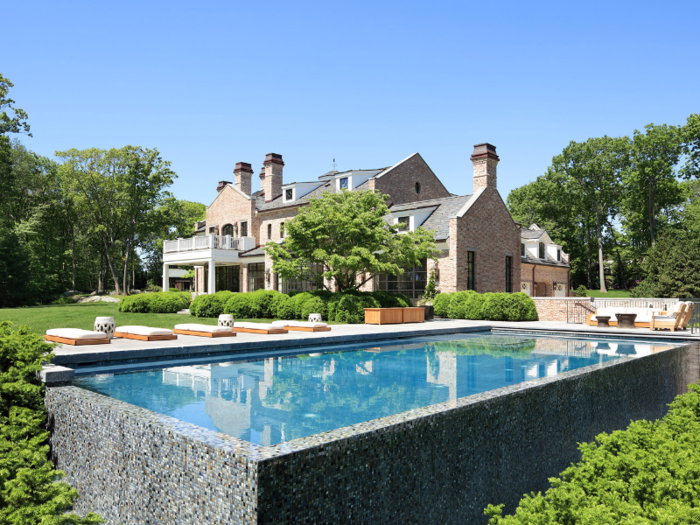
[583,290,633,298]
[0,302,340,336]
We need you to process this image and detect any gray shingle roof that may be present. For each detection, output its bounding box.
[521,252,569,268]
[256,178,373,212]
[521,229,545,239]
[387,195,472,241]
[239,246,267,257]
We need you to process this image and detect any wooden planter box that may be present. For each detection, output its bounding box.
[403,307,426,323]
[364,308,404,325]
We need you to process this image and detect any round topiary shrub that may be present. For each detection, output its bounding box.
[190,291,234,318]
[301,296,327,321]
[292,292,314,319]
[249,290,281,318]
[503,292,538,321]
[224,293,253,318]
[447,291,475,319]
[462,291,486,320]
[119,292,190,314]
[274,294,296,320]
[433,293,453,317]
[118,294,150,313]
[480,293,509,321]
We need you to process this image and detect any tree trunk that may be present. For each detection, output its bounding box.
[102,236,122,295]
[585,215,593,289]
[71,222,76,290]
[595,207,607,293]
[98,252,105,292]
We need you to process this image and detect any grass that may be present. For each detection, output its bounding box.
[0,302,341,336]
[582,290,633,298]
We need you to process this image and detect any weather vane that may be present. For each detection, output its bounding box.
[332,158,336,170]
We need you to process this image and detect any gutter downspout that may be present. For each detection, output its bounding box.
[532,265,536,297]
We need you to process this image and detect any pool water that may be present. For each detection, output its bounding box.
[73,333,676,446]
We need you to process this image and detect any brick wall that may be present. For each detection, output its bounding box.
[205,185,259,240]
[370,153,451,206]
[521,263,570,297]
[532,297,594,322]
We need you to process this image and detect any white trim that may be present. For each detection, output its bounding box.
[453,189,483,218]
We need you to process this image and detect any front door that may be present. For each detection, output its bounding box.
[555,283,566,297]
[521,282,531,296]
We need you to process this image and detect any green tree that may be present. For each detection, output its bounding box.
[0,73,31,137]
[549,136,631,292]
[682,113,700,179]
[0,230,34,308]
[266,190,438,291]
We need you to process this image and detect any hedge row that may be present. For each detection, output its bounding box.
[190,290,412,324]
[0,322,104,524]
[118,291,191,313]
[433,291,537,321]
[486,381,700,523]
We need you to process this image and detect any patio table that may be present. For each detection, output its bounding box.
[616,313,637,329]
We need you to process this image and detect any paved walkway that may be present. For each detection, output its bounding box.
[50,318,700,368]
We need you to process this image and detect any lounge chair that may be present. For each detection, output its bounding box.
[231,322,288,335]
[271,321,331,332]
[44,329,110,346]
[650,304,686,332]
[114,326,177,341]
[679,302,695,330]
[173,324,236,338]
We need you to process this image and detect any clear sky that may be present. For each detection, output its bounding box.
[4,0,699,205]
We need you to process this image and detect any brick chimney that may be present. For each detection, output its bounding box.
[233,162,253,195]
[470,143,499,191]
[261,153,284,202]
[216,180,232,192]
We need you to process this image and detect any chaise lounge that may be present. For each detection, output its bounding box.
[231,322,288,335]
[173,324,236,338]
[114,326,177,341]
[271,321,331,332]
[44,329,110,346]
[650,304,686,332]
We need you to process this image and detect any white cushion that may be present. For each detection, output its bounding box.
[271,321,328,328]
[46,328,107,340]
[116,325,174,336]
[174,324,232,333]
[235,322,277,330]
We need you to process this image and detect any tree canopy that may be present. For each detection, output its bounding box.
[265,190,438,291]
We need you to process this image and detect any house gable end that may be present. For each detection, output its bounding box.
[372,152,451,206]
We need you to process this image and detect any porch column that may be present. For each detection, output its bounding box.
[162,263,169,292]
[208,259,216,294]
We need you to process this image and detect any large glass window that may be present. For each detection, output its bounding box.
[267,224,272,240]
[505,256,512,293]
[467,251,475,291]
[279,264,324,294]
[539,242,545,259]
[521,243,525,257]
[339,177,348,190]
[285,188,293,200]
[376,258,428,300]
[397,217,409,231]
[247,263,265,292]
[241,222,248,237]
[222,224,233,236]
[216,266,240,292]
[280,222,285,238]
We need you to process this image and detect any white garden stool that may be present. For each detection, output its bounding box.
[308,313,322,323]
[94,316,115,339]
[218,314,234,328]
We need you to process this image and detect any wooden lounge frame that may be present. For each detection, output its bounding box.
[173,329,236,338]
[283,326,331,332]
[44,335,110,346]
[650,304,686,332]
[680,303,695,330]
[114,331,178,341]
[231,327,288,335]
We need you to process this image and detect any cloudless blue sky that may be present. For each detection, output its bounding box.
[5,0,699,204]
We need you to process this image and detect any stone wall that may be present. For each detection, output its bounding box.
[46,341,700,524]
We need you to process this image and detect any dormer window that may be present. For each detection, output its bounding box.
[285,188,293,200]
[339,177,349,190]
[397,217,409,231]
[539,242,545,259]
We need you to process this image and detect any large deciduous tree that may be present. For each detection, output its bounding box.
[266,190,438,291]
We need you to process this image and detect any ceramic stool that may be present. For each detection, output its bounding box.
[308,313,322,323]
[94,316,115,339]
[218,314,234,328]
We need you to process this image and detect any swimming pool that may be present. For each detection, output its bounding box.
[72,332,676,446]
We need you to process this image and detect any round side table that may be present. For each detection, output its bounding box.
[218,314,234,328]
[308,313,322,323]
[94,316,115,339]
[596,316,611,328]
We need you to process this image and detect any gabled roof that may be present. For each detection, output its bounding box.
[521,229,545,239]
[256,177,374,212]
[388,195,472,241]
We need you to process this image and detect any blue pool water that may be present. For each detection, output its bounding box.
[73,333,676,446]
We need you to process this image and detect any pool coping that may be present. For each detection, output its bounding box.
[50,335,695,463]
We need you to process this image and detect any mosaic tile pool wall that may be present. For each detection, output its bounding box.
[45,341,700,525]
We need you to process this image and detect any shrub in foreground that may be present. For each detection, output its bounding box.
[119,291,190,313]
[190,291,233,318]
[433,292,453,317]
[0,321,104,524]
[485,382,700,524]
[436,291,537,322]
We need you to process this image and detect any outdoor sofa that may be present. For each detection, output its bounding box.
[587,302,689,329]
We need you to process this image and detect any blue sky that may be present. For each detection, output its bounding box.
[5,0,699,204]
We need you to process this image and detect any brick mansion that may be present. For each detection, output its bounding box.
[162,144,570,299]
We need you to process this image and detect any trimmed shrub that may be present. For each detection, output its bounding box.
[575,284,588,297]
[433,293,453,317]
[447,291,474,319]
[274,294,296,320]
[481,293,509,321]
[301,296,327,321]
[224,293,253,318]
[190,291,233,318]
[0,322,104,524]
[51,296,76,305]
[333,294,380,324]
[119,292,190,314]
[249,290,281,318]
[504,292,537,321]
[486,382,700,524]
[292,292,314,319]
[462,291,486,320]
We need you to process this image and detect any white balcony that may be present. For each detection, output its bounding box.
[163,235,257,265]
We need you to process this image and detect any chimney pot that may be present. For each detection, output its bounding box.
[233,162,253,194]
[216,180,232,192]
[470,143,499,191]
[263,153,284,166]
[261,153,284,201]
[234,162,253,174]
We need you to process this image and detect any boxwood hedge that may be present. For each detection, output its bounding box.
[118,291,191,314]
[434,291,537,321]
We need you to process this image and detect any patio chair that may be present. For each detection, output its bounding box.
[44,328,110,346]
[173,324,236,338]
[231,322,288,335]
[114,326,177,341]
[680,302,695,330]
[271,321,331,332]
[650,304,686,332]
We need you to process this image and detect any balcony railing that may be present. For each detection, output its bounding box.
[164,235,241,254]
